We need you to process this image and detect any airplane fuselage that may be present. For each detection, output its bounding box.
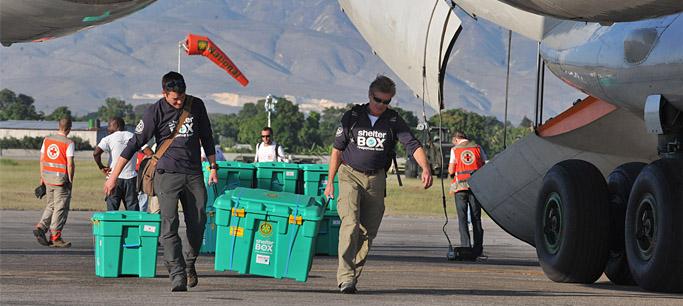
[499,0,683,22]
[541,14,683,115]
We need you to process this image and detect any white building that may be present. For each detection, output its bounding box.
[0,120,108,147]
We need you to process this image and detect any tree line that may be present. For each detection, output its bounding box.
[0,88,532,157]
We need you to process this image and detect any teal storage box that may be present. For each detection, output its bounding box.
[92,211,161,278]
[203,161,255,210]
[315,212,341,255]
[200,209,217,254]
[214,187,324,282]
[298,164,339,212]
[299,164,340,255]
[254,162,300,193]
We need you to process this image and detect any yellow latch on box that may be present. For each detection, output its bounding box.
[229,226,244,237]
[288,215,303,225]
[231,208,245,217]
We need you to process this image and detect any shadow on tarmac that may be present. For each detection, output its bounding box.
[240,287,682,299]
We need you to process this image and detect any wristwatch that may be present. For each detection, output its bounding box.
[209,163,219,170]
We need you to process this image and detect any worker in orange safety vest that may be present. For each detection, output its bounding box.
[448,131,487,257]
[33,117,75,248]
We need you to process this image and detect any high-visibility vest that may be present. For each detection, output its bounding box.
[40,134,72,186]
[451,142,484,192]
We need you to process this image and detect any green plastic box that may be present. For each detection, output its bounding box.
[200,209,217,254]
[254,162,300,193]
[202,161,255,210]
[299,164,340,256]
[298,164,339,212]
[92,211,161,278]
[214,187,324,282]
[315,212,341,256]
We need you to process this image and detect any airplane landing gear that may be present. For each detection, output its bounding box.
[604,162,645,286]
[534,160,610,283]
[625,157,683,293]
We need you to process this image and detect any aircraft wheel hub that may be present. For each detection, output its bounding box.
[542,192,563,255]
[634,194,657,261]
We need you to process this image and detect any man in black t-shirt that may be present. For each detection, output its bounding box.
[324,75,433,294]
[104,71,218,292]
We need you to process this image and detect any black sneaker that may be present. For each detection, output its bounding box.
[171,274,187,292]
[339,281,357,294]
[33,228,50,246]
[186,266,198,288]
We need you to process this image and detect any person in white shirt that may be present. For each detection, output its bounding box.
[93,117,138,211]
[254,127,288,162]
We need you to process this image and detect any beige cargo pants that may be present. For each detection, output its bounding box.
[336,164,386,286]
[38,183,72,237]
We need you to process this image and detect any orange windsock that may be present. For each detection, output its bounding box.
[185,33,249,87]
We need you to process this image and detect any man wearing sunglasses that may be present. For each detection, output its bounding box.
[254,127,287,162]
[324,75,433,294]
[103,71,218,292]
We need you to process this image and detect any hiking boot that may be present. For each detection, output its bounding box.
[186,266,198,288]
[50,238,71,248]
[32,227,50,246]
[171,274,187,292]
[339,281,357,294]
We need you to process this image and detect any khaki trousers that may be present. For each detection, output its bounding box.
[38,183,72,236]
[336,164,386,285]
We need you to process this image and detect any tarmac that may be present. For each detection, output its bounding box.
[0,210,681,305]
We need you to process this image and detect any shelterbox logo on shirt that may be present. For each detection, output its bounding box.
[356,130,386,151]
[168,116,195,138]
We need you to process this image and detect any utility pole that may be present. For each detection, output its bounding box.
[264,94,278,127]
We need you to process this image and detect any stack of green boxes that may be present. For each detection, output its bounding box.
[92,211,161,278]
[201,161,255,254]
[214,187,324,282]
[299,164,340,256]
[254,162,301,193]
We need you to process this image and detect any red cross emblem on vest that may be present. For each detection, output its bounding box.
[47,144,60,160]
[460,149,475,166]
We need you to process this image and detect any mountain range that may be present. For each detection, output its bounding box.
[0,0,582,124]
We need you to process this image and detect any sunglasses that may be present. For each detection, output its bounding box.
[372,95,392,105]
[163,80,186,92]
[261,135,271,138]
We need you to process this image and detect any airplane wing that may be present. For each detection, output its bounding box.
[452,0,564,41]
[338,0,462,111]
[0,0,156,47]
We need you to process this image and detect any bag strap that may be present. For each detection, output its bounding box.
[153,97,194,160]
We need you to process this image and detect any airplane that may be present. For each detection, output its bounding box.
[337,0,683,293]
[2,0,679,294]
[0,0,157,47]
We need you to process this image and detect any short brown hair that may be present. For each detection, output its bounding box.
[453,131,466,139]
[58,117,72,131]
[369,75,396,95]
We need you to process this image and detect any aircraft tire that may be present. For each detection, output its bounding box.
[535,159,610,283]
[604,162,646,285]
[625,159,683,293]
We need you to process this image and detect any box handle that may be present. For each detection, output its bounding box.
[122,243,141,248]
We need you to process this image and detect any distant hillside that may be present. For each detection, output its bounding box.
[0,0,581,123]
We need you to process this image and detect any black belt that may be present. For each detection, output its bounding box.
[342,162,381,175]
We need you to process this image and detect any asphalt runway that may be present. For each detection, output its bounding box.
[1,211,681,305]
